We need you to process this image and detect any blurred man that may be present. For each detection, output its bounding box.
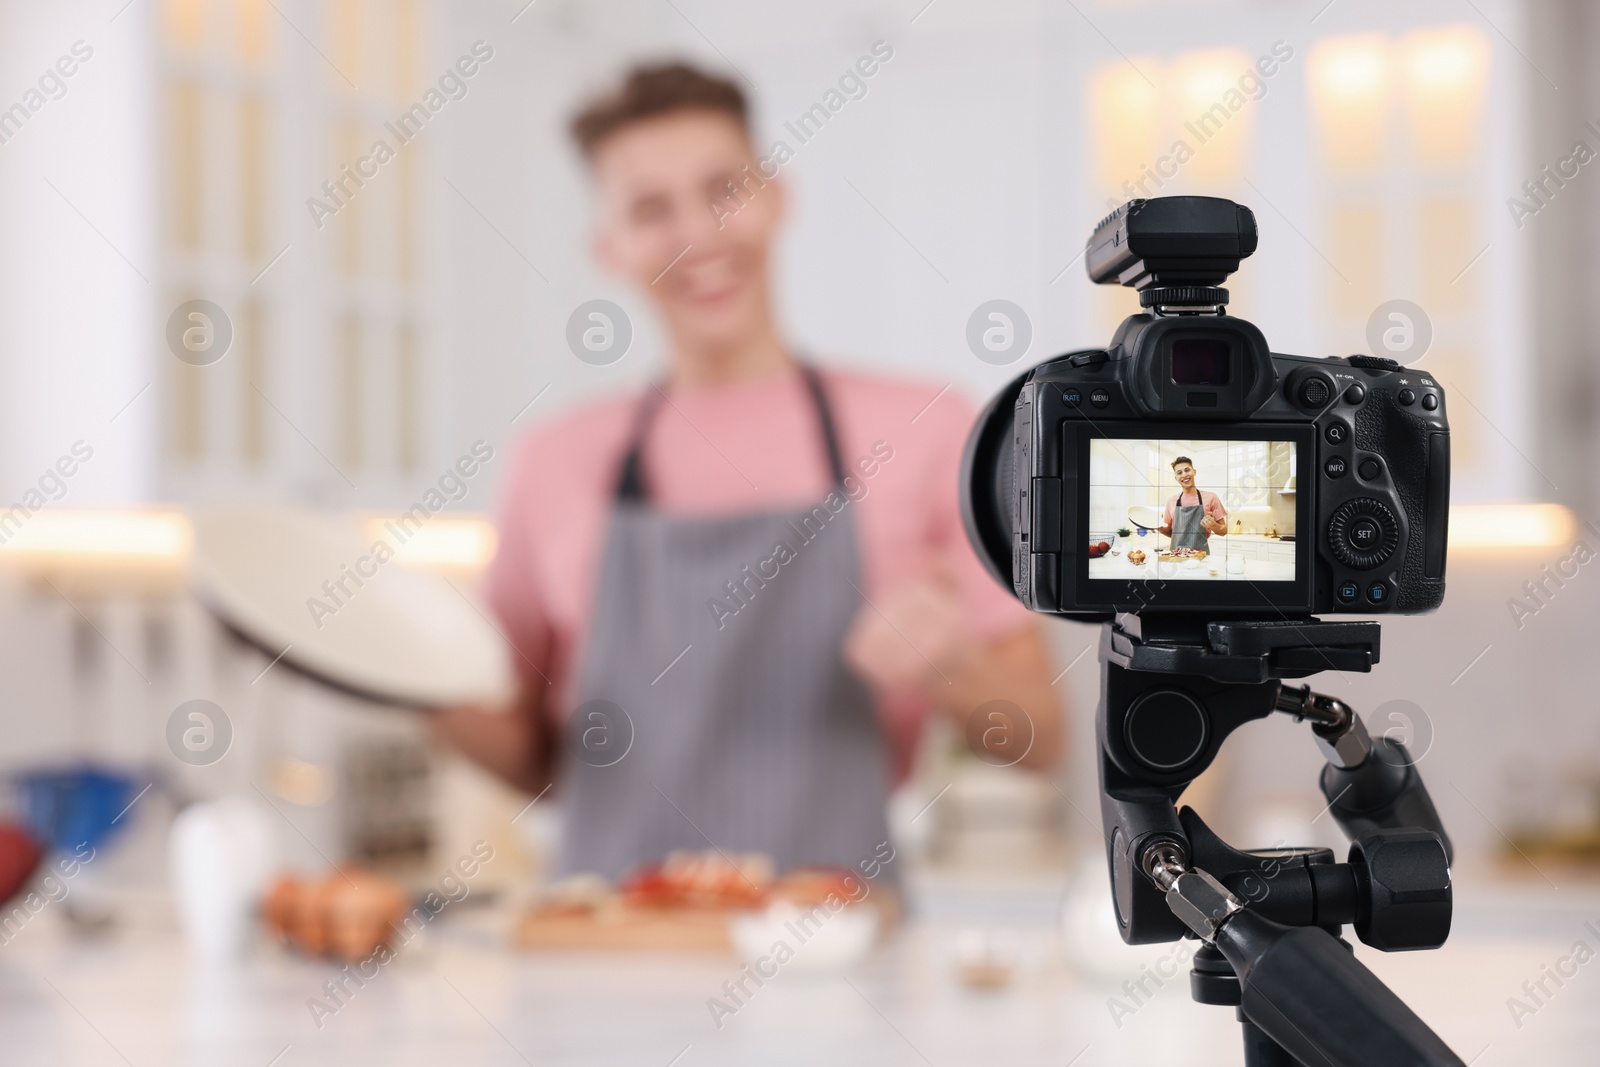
[435,62,1061,881]
[1158,455,1229,552]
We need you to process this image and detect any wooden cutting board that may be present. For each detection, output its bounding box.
[515,889,901,952]
[515,904,739,952]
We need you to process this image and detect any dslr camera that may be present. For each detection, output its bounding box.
[962,196,1450,619]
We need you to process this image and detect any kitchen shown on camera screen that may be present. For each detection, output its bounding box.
[1086,438,1298,582]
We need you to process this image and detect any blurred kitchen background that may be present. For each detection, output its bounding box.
[0,0,1599,1061]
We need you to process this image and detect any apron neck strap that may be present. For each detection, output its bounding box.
[615,362,847,503]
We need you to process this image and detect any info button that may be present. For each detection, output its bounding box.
[1325,457,1348,478]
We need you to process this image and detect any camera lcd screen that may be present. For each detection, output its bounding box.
[1169,338,1231,385]
[1086,437,1297,584]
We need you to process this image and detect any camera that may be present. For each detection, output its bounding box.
[961,196,1450,619]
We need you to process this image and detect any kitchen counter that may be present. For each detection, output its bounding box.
[3,878,1597,1066]
[1090,533,1295,583]
[1087,555,1295,583]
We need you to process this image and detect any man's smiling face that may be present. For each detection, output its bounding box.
[589,109,783,352]
[1173,462,1196,490]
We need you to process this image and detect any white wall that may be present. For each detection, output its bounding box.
[0,1,157,506]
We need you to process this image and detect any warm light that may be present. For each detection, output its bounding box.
[1404,25,1487,92]
[361,514,497,570]
[1449,503,1578,551]
[1313,42,1387,96]
[0,506,1568,568]
[236,0,273,65]
[0,510,191,561]
[1177,53,1244,105]
[162,0,206,51]
[1401,25,1490,165]
[1407,41,1471,88]
[1306,35,1391,172]
[1089,61,1162,193]
[1172,50,1254,185]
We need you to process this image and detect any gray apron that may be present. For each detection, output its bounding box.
[1170,490,1210,552]
[556,365,894,883]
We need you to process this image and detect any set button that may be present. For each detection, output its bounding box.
[1348,517,1382,550]
[1327,497,1400,570]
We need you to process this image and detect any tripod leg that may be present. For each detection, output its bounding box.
[1240,1012,1298,1067]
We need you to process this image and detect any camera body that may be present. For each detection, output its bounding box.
[962,197,1450,620]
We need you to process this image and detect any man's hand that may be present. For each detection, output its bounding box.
[842,561,965,692]
[841,559,1066,773]
[429,682,553,795]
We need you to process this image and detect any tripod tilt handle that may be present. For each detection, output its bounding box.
[1215,909,1464,1067]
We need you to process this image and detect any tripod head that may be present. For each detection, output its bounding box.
[1093,614,1462,1067]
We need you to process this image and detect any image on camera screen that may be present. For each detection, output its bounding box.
[1087,438,1297,582]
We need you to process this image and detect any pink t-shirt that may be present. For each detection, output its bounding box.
[485,364,1031,782]
[1164,489,1227,529]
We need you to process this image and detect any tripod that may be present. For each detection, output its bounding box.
[1095,613,1463,1067]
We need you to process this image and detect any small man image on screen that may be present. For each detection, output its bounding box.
[1087,438,1298,582]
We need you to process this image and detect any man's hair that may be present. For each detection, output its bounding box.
[569,61,750,159]
[1171,456,1193,469]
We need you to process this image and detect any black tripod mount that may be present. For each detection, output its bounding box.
[1095,614,1462,1067]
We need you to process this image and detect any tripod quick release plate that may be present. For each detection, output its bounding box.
[1105,616,1381,683]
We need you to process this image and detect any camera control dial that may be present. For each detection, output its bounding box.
[1328,498,1400,570]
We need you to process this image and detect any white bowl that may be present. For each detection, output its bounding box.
[728,902,880,977]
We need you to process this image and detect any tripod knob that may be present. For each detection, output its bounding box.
[1350,829,1452,951]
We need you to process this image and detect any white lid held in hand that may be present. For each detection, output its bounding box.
[189,501,513,708]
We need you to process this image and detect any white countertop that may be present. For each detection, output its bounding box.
[1088,554,1295,583]
[3,877,1597,1066]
